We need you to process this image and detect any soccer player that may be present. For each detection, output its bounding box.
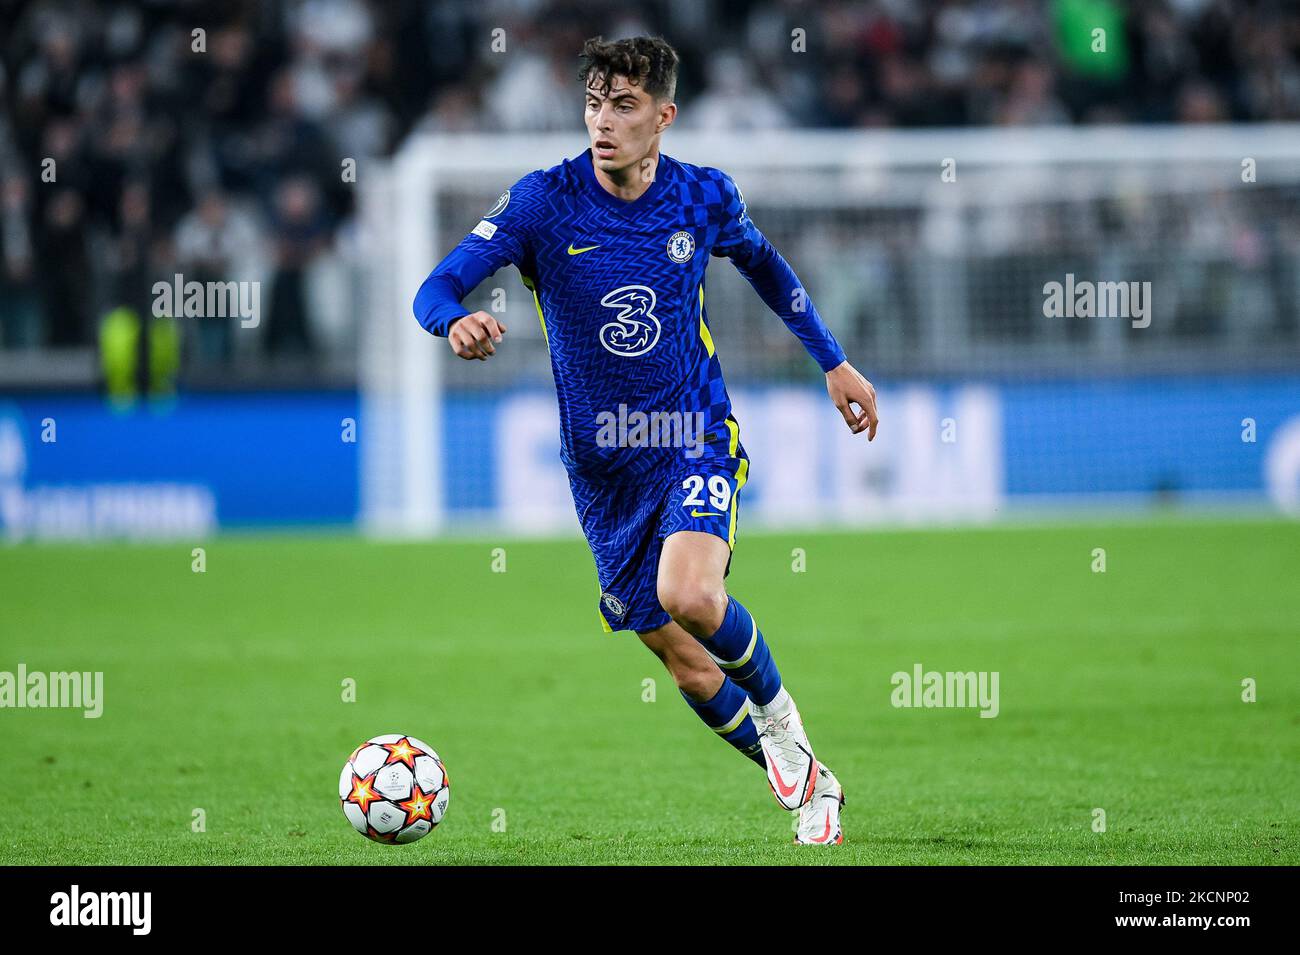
[413,36,878,845]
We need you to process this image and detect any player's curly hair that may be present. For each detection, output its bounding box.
[578,35,679,102]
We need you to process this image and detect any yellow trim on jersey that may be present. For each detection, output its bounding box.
[724,416,748,549]
[698,284,715,358]
[729,456,749,549]
[520,274,548,347]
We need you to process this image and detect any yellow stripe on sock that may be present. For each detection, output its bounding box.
[710,699,750,735]
[703,616,758,670]
[727,618,758,669]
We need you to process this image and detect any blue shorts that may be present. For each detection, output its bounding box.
[569,436,750,634]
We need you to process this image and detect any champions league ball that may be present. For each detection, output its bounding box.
[339,734,450,844]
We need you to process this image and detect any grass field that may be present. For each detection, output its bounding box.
[1,517,1296,865]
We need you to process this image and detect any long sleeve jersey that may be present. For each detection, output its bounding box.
[414,147,846,485]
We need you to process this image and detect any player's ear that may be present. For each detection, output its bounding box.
[656,101,677,133]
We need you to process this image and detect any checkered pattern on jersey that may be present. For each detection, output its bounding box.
[444,149,761,486]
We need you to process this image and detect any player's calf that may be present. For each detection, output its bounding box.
[694,595,782,707]
[691,596,822,810]
[637,621,765,767]
[678,680,766,767]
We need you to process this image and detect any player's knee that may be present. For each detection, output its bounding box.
[672,659,721,700]
[659,580,727,636]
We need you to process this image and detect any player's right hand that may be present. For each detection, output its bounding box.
[448,312,506,361]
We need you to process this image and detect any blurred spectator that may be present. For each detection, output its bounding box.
[265,175,328,355]
[686,51,791,131]
[0,173,39,347]
[0,0,1297,366]
[106,178,154,320]
[1177,79,1230,124]
[174,190,263,362]
[998,60,1070,126]
[36,187,89,346]
[485,49,579,133]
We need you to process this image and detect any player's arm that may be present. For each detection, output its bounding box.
[412,175,538,361]
[713,173,879,439]
[414,248,507,360]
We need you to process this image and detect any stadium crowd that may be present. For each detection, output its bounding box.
[1,0,1297,363]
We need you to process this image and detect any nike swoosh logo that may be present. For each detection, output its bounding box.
[689,510,723,518]
[810,807,833,843]
[768,753,800,799]
[567,243,600,255]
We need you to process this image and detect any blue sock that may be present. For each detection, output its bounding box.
[697,596,783,706]
[680,677,765,767]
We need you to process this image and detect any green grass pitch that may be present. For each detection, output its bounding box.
[1,517,1296,865]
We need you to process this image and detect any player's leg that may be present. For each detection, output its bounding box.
[655,530,782,706]
[636,618,765,766]
[657,531,843,840]
[565,471,765,768]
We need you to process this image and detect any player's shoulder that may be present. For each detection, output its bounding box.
[488,157,582,214]
[489,167,548,213]
[662,156,732,189]
[661,155,743,211]
[528,153,594,196]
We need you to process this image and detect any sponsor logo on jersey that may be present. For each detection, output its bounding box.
[667,231,694,263]
[471,220,497,240]
[598,285,661,357]
[567,242,600,255]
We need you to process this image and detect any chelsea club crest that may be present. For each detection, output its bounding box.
[667,231,694,263]
[601,591,627,622]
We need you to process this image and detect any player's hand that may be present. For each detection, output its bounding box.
[448,311,506,361]
[826,361,878,440]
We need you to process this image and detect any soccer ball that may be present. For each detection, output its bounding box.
[339,734,450,844]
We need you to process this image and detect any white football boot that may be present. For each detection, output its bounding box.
[793,765,844,845]
[751,690,819,810]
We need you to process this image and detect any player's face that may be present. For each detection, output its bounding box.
[584,76,672,174]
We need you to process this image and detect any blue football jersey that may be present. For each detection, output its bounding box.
[414,148,845,485]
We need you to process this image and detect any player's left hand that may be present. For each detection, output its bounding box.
[826,361,878,440]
